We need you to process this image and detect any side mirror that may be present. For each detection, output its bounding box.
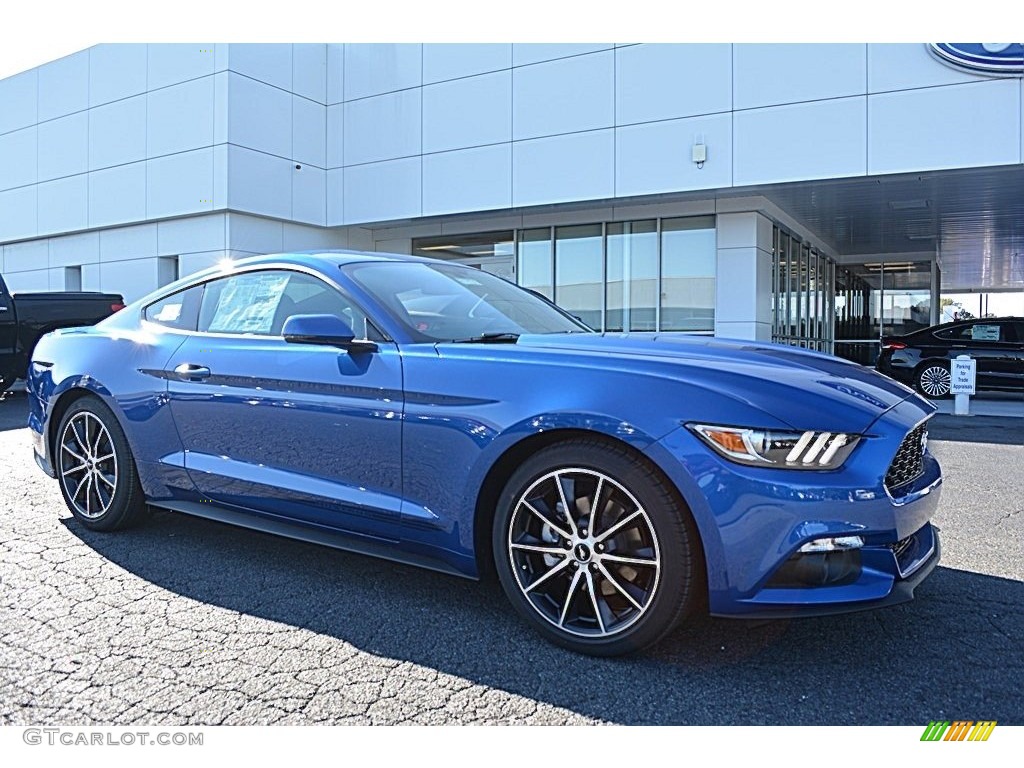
[282,314,378,353]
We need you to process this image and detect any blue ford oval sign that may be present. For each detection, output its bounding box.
[929,44,1024,75]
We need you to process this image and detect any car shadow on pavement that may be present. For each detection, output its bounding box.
[61,509,1024,725]
[0,391,28,432]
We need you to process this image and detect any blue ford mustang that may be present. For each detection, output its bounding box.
[27,251,942,655]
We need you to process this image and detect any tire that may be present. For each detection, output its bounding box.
[55,397,148,531]
[492,439,703,656]
[915,363,952,399]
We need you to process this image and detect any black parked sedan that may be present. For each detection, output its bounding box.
[876,317,1024,398]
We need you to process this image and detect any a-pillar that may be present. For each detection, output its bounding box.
[714,212,774,342]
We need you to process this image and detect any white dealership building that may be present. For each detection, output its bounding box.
[1,43,1022,361]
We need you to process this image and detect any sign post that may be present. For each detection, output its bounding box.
[950,355,976,416]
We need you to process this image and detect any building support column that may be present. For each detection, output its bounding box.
[714,212,774,341]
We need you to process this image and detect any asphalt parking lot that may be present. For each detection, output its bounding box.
[1,390,1021,725]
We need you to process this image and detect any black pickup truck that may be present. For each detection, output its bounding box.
[0,272,124,393]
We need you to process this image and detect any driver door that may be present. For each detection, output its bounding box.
[163,268,405,539]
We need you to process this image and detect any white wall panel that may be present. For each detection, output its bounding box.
[147,76,215,158]
[37,175,88,236]
[0,70,38,135]
[513,52,613,140]
[226,145,292,219]
[868,44,988,93]
[0,127,37,190]
[0,187,36,242]
[49,232,99,269]
[734,97,867,185]
[616,113,732,197]
[89,95,147,170]
[89,44,148,106]
[293,96,326,168]
[868,80,1021,174]
[2,240,47,273]
[102,257,159,302]
[512,44,612,67]
[227,73,292,158]
[616,44,732,125]
[228,44,292,91]
[3,270,50,291]
[292,165,326,225]
[213,144,228,210]
[37,112,89,182]
[513,129,614,207]
[734,44,866,109]
[81,263,101,291]
[100,223,158,263]
[293,44,327,104]
[214,72,229,145]
[282,222,347,251]
[147,44,216,91]
[89,163,147,228]
[178,250,230,277]
[158,214,225,256]
[326,168,343,226]
[37,50,89,122]
[326,44,345,105]
[423,71,511,153]
[423,144,511,216]
[343,89,421,165]
[226,214,284,253]
[146,148,214,219]
[326,104,343,169]
[343,157,421,224]
[344,44,421,101]
[423,44,512,84]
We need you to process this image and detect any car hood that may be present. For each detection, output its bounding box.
[510,332,927,434]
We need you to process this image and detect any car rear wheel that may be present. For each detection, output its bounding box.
[915,364,952,399]
[492,439,702,656]
[56,397,148,531]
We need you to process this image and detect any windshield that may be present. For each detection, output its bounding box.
[344,261,591,342]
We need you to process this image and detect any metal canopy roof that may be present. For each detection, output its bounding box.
[742,165,1024,292]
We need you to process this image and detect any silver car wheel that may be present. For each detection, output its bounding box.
[507,467,662,638]
[58,411,119,520]
[919,366,951,397]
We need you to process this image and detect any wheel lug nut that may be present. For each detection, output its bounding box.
[580,528,588,537]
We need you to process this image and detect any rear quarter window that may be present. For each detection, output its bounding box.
[143,285,204,331]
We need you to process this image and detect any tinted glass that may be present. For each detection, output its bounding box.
[660,216,716,332]
[345,261,589,342]
[935,322,1006,342]
[143,284,204,330]
[197,270,376,338]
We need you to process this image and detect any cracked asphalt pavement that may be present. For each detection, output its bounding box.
[1,391,1022,725]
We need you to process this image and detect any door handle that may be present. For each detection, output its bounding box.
[173,363,212,381]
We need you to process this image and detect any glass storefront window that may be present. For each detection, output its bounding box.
[606,220,657,332]
[660,216,716,332]
[517,228,554,300]
[555,224,603,330]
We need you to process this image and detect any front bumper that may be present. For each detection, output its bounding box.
[644,394,942,618]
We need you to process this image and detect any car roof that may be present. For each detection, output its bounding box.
[227,249,440,270]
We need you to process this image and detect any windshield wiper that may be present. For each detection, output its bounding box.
[451,332,521,344]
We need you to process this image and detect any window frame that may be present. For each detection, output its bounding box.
[142,264,389,342]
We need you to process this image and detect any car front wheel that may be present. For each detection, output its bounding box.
[493,439,702,656]
[55,397,148,531]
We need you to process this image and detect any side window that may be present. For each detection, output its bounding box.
[143,285,204,330]
[967,323,1003,342]
[197,270,381,339]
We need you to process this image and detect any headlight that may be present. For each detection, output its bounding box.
[688,424,860,469]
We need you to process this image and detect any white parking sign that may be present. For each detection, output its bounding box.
[950,356,977,395]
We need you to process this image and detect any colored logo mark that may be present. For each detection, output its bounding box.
[929,44,1024,75]
[920,720,997,742]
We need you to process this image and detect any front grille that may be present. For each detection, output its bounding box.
[885,423,928,493]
